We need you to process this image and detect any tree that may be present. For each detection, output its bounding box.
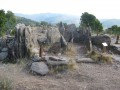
[110,25,120,44]
[0,9,6,35]
[5,11,16,30]
[80,12,96,29]
[94,19,103,35]
[80,12,103,35]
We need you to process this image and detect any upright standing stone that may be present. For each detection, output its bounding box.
[14,24,34,58]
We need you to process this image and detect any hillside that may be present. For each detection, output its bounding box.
[16,16,40,26]
[15,13,120,28]
[101,19,120,28]
[15,13,80,26]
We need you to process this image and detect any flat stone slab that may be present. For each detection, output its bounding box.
[76,58,94,63]
[47,56,69,65]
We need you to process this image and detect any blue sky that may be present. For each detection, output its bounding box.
[0,0,120,19]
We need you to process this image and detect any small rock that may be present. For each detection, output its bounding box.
[0,52,8,61]
[1,48,8,52]
[31,62,49,75]
[32,55,41,62]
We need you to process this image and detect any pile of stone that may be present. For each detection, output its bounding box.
[30,55,69,75]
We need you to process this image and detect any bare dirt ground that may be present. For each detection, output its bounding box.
[0,44,120,90]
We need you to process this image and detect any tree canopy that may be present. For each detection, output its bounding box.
[80,12,103,35]
[107,25,120,44]
[0,9,16,36]
[5,11,16,30]
[0,9,6,35]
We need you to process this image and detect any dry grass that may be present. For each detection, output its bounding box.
[48,58,78,74]
[64,43,76,56]
[0,74,13,90]
[88,51,113,63]
[67,59,78,70]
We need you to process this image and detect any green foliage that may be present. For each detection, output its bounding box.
[80,12,96,28]
[16,16,40,26]
[40,21,52,27]
[0,9,16,36]
[5,11,16,31]
[107,25,120,44]
[94,19,103,35]
[10,29,16,36]
[80,12,103,35]
[0,9,6,36]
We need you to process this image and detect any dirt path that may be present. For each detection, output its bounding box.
[1,61,120,90]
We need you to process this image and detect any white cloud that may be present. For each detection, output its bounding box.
[0,0,120,19]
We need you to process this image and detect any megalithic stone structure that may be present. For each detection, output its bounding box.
[14,24,34,58]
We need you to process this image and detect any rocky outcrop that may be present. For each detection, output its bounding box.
[31,62,49,75]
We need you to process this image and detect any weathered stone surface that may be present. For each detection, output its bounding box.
[47,27,61,44]
[0,52,8,61]
[31,48,39,55]
[0,38,6,48]
[60,35,67,47]
[2,48,8,52]
[110,45,120,55]
[32,55,41,62]
[47,56,69,65]
[14,23,35,58]
[31,62,49,75]
[63,24,76,42]
[66,24,76,32]
[76,58,93,63]
[60,24,81,43]
[59,22,65,35]
[91,35,111,48]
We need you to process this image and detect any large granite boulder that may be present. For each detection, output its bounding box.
[91,35,111,48]
[14,23,35,58]
[31,62,49,75]
[47,27,61,44]
[0,48,8,61]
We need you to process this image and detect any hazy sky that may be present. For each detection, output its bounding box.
[0,0,120,19]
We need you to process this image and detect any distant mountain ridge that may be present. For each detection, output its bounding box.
[15,13,80,26]
[100,19,120,29]
[15,13,120,28]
